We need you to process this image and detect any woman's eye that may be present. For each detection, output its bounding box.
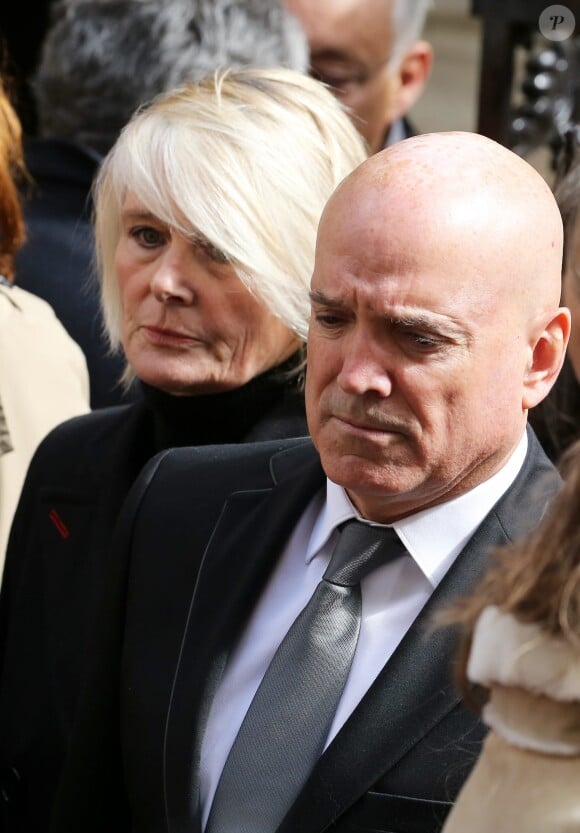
[202,242,230,264]
[131,227,165,248]
[193,237,230,264]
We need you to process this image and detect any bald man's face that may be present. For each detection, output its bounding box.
[305,169,554,522]
[284,0,399,152]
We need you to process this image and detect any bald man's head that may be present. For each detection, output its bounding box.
[327,131,563,314]
[306,132,570,521]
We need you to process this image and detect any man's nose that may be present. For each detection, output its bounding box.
[336,331,393,397]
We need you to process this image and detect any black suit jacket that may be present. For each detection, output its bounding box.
[0,396,307,833]
[50,428,559,833]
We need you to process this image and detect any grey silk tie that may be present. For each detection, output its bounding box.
[205,520,407,833]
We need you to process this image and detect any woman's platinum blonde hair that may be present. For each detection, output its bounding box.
[94,66,367,352]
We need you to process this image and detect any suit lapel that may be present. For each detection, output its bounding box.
[164,447,325,833]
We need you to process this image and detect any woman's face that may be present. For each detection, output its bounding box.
[562,218,580,381]
[115,192,300,395]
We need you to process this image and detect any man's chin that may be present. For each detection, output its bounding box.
[320,449,416,491]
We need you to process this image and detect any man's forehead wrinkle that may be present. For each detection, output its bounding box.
[309,288,348,307]
[311,275,472,328]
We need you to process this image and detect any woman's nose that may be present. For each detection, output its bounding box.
[150,248,197,305]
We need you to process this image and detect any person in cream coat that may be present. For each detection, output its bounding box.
[442,441,580,833]
[0,79,89,572]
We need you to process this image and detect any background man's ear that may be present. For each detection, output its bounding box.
[386,40,433,125]
[523,308,571,409]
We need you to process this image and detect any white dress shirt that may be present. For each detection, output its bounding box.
[200,432,528,826]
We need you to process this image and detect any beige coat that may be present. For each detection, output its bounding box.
[442,606,580,833]
[0,284,90,571]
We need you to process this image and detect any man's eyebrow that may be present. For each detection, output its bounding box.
[309,289,348,308]
[389,313,471,345]
[309,294,471,343]
[388,312,445,329]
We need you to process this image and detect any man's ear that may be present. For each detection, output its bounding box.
[386,40,433,124]
[523,307,571,409]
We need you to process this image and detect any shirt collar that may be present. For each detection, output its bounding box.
[384,118,407,147]
[306,431,528,588]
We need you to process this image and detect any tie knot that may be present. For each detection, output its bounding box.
[323,520,407,587]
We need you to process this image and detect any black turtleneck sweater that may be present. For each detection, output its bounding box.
[140,353,307,456]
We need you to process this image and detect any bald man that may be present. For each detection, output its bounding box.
[284,0,433,152]
[51,133,569,833]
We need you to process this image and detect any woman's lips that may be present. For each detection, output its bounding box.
[142,325,203,345]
